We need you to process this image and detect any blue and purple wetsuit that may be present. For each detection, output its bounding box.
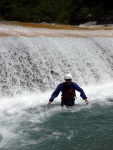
[49,82,87,106]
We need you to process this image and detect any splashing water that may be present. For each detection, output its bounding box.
[0,24,113,149]
[0,36,113,96]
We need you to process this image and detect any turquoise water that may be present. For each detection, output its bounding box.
[1,98,113,150]
[1,25,113,150]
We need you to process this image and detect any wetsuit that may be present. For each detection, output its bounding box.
[49,82,87,107]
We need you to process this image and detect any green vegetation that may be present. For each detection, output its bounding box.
[0,0,113,25]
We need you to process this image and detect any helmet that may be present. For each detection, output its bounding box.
[64,74,72,80]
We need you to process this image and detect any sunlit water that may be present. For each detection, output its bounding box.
[0,24,113,149]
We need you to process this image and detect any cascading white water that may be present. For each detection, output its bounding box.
[0,36,113,96]
[0,24,113,149]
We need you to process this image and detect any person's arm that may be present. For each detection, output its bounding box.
[73,82,89,104]
[47,83,62,106]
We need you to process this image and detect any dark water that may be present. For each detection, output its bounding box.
[1,98,113,150]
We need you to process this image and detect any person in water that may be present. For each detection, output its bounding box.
[47,74,89,107]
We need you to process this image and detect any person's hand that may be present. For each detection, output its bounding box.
[47,101,51,106]
[85,99,89,105]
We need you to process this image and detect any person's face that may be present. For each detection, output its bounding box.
[65,79,72,85]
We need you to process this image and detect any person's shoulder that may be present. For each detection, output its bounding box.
[72,82,76,84]
[59,82,65,86]
[72,82,78,86]
[56,82,64,90]
[57,82,64,87]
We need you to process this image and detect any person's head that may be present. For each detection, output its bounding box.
[64,73,72,85]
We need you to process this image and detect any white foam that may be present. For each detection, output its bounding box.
[0,82,113,148]
[0,24,113,147]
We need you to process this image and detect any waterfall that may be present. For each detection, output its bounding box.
[0,36,113,96]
